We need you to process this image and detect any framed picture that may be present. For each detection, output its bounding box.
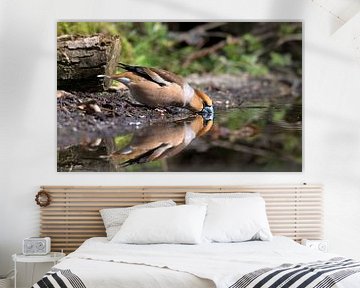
[57,22,302,172]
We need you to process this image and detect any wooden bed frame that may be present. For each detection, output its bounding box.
[39,184,323,253]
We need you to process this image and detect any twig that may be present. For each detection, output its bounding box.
[170,22,228,47]
[182,37,239,68]
[276,34,302,46]
[257,33,302,57]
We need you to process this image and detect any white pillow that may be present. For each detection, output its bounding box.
[202,197,272,243]
[100,200,176,240]
[186,192,259,204]
[111,205,207,244]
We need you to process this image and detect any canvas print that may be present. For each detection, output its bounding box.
[57,22,302,172]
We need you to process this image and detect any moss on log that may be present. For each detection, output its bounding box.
[57,34,121,91]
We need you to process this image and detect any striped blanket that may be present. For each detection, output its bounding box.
[32,258,360,288]
[230,258,360,288]
[32,268,86,288]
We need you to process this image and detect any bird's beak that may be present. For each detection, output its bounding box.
[199,105,214,120]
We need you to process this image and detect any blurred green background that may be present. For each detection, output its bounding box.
[57,22,302,77]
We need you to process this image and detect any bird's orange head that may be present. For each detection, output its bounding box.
[187,89,214,116]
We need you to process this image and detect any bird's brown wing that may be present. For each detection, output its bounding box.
[118,63,185,87]
[148,68,186,87]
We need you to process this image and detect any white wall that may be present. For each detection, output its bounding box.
[1,0,360,286]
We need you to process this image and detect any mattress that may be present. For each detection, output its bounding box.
[34,236,360,288]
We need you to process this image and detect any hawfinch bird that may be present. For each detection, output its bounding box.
[110,115,213,167]
[99,63,214,116]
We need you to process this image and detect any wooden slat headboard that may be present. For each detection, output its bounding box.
[39,184,323,253]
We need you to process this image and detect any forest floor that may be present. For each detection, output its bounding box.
[57,73,300,147]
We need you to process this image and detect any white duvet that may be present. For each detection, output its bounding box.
[53,237,360,288]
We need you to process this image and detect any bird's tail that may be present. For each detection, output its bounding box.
[117,62,143,74]
[118,62,133,70]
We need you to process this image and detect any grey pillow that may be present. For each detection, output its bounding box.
[186,192,259,204]
[100,200,176,240]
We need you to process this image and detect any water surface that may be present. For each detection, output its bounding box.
[57,99,302,172]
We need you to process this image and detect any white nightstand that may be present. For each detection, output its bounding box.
[12,252,65,288]
[301,239,328,252]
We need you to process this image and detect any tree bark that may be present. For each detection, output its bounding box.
[57,34,121,91]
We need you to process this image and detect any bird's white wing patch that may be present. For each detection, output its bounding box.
[149,143,173,159]
[182,83,194,106]
[183,124,197,145]
[151,74,170,86]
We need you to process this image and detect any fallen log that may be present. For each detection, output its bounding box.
[57,34,121,91]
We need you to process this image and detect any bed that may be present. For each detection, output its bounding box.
[33,185,360,288]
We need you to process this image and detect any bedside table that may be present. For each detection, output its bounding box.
[12,252,65,288]
[301,239,328,252]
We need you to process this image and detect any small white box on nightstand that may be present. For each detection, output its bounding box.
[22,237,51,255]
[301,239,328,252]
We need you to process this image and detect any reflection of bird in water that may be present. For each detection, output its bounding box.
[110,115,213,167]
[98,63,214,117]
